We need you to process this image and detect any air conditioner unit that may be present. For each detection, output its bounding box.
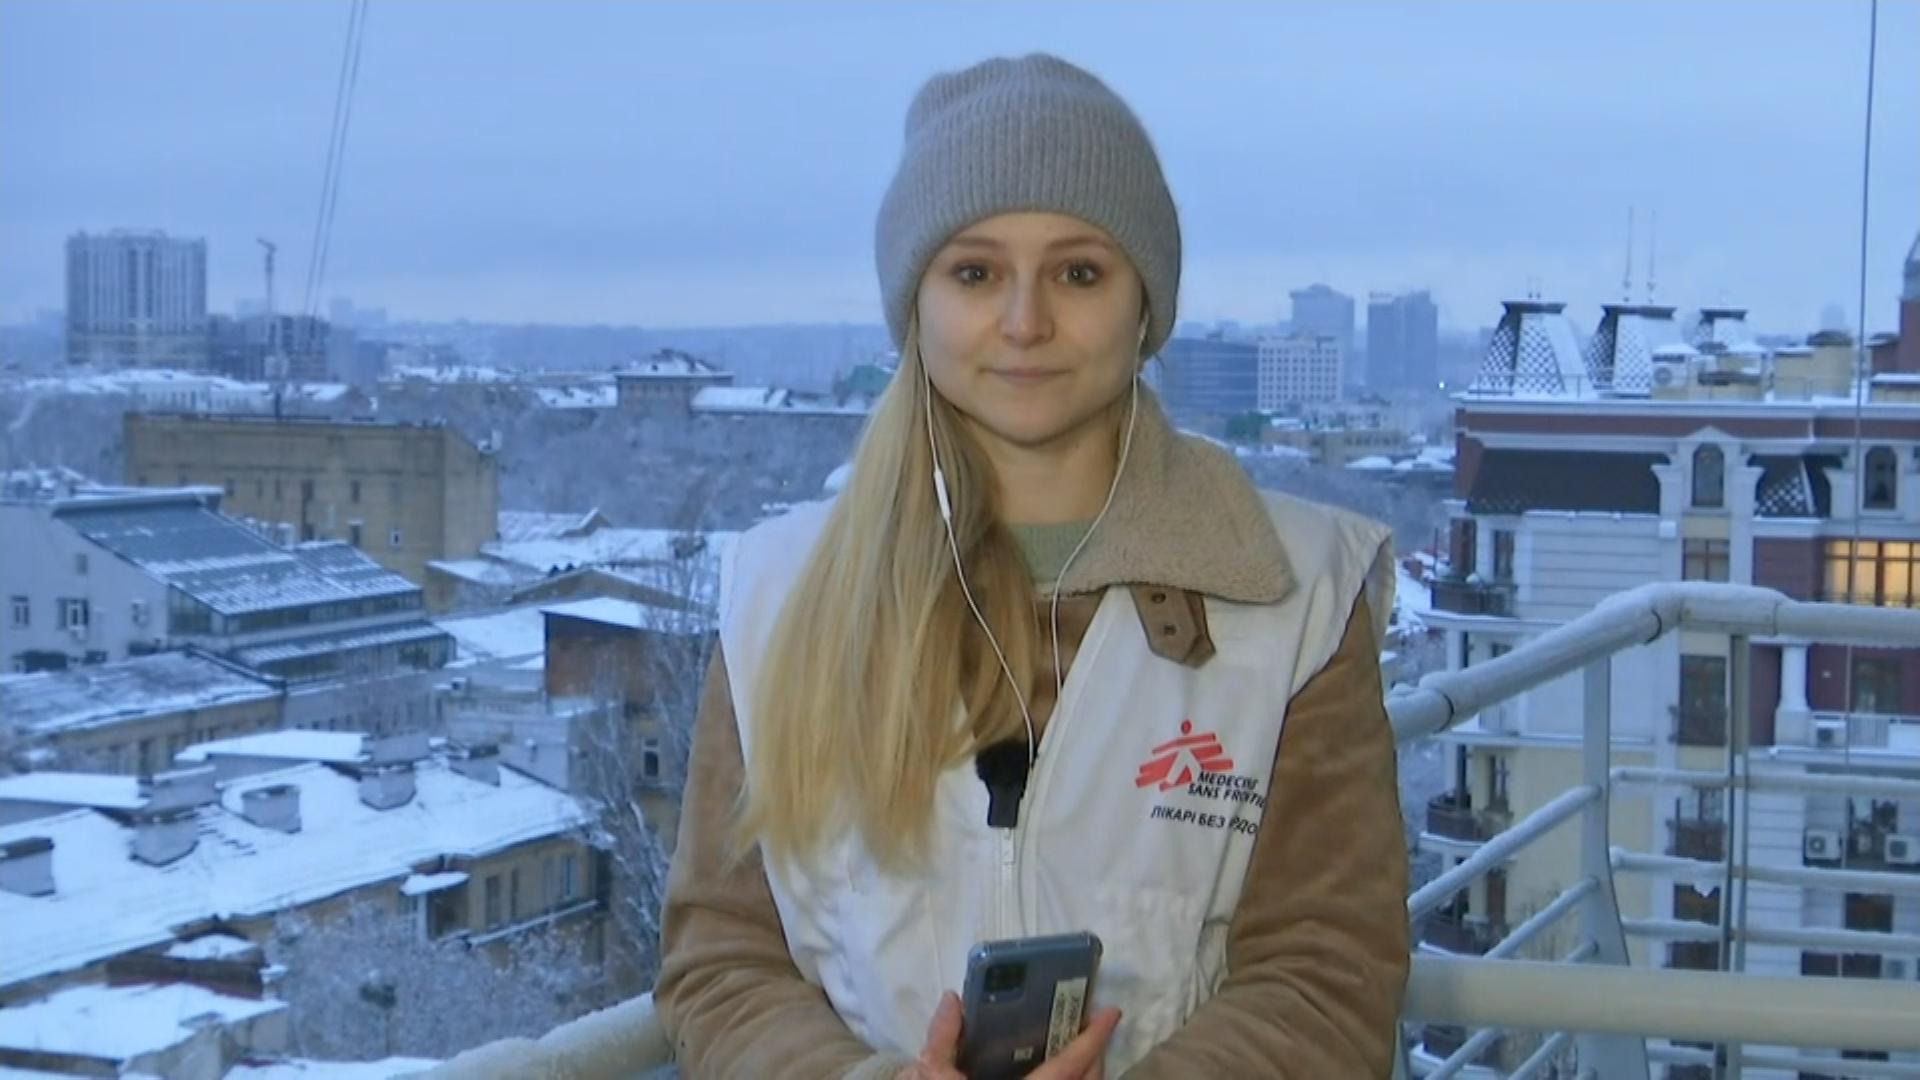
[1813,719,1847,748]
[1804,828,1841,862]
[1888,834,1920,866]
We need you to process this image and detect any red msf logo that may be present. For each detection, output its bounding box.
[1134,720,1235,792]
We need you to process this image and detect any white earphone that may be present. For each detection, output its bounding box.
[924,315,1147,769]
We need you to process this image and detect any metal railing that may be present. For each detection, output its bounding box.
[420,582,1920,1079]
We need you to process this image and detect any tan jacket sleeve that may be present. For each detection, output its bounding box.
[1125,595,1411,1079]
[653,644,915,1080]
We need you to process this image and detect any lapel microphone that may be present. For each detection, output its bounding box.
[975,739,1032,829]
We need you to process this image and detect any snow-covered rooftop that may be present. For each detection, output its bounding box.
[534,383,617,410]
[59,501,418,616]
[163,932,257,960]
[0,652,280,737]
[484,527,735,576]
[425,558,535,590]
[0,756,590,989]
[497,508,605,543]
[437,604,550,668]
[616,351,727,379]
[174,730,367,766]
[226,1057,441,1079]
[691,385,872,416]
[0,981,284,1063]
[541,597,659,631]
[0,772,144,811]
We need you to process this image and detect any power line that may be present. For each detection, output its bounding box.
[299,0,370,332]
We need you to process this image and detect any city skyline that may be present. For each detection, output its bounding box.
[2,2,1917,336]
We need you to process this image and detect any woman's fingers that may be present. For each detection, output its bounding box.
[1028,1006,1122,1079]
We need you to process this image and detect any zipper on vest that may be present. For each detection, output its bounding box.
[996,824,1020,938]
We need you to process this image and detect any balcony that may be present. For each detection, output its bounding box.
[1430,576,1515,617]
[1669,818,1727,862]
[1422,910,1507,956]
[1425,791,1510,844]
[1420,1022,1504,1067]
[420,582,1920,1080]
[1672,704,1727,747]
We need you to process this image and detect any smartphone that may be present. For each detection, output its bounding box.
[956,931,1103,1080]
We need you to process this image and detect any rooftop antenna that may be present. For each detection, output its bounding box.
[1622,206,1636,301]
[1646,209,1659,303]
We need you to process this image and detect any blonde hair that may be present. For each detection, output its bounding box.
[733,323,1074,872]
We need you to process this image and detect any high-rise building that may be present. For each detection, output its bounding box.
[1366,290,1440,391]
[1154,338,1259,419]
[1288,284,1355,362]
[65,230,209,370]
[1256,334,1344,408]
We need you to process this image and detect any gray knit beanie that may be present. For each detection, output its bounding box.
[875,53,1181,358]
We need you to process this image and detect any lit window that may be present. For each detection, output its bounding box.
[1824,540,1917,608]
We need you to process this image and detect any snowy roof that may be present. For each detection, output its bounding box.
[0,981,285,1063]
[0,756,590,988]
[384,363,518,384]
[616,351,726,379]
[691,385,871,416]
[534,383,617,409]
[163,932,256,960]
[230,619,448,668]
[174,730,367,766]
[400,870,468,896]
[1346,455,1396,470]
[0,652,280,737]
[541,597,660,631]
[436,604,550,667]
[225,1057,441,1079]
[0,772,144,811]
[497,509,605,543]
[59,502,418,616]
[425,558,534,589]
[484,527,735,576]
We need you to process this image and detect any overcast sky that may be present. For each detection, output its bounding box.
[2,1,1916,335]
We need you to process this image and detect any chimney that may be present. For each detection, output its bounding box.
[0,836,55,897]
[365,731,431,769]
[449,741,501,786]
[141,764,220,816]
[359,765,416,811]
[240,783,301,833]
[132,812,199,866]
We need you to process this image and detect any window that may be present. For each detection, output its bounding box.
[1843,892,1893,933]
[273,478,283,500]
[9,596,26,629]
[389,527,403,549]
[300,479,314,502]
[484,874,503,928]
[1691,445,1724,509]
[1682,538,1730,582]
[509,867,522,921]
[1449,519,1476,577]
[1862,446,1897,510]
[1678,654,1728,746]
[561,854,577,901]
[225,477,235,497]
[349,521,364,549]
[1491,529,1515,581]
[641,736,662,779]
[59,597,90,631]
[350,479,362,503]
[73,553,88,575]
[255,479,264,498]
[1851,656,1903,715]
[1823,540,1917,608]
[130,599,149,626]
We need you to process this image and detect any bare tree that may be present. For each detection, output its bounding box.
[268,891,603,1061]
[567,526,720,994]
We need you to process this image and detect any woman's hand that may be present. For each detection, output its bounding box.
[897,990,1123,1079]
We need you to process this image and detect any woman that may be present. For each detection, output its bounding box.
[656,54,1409,1079]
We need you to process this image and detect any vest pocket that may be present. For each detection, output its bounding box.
[1086,884,1205,1068]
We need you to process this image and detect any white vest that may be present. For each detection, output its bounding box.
[719,491,1393,1073]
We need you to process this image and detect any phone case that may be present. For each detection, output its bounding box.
[956,931,1103,1080]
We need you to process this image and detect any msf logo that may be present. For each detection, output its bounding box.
[1134,720,1235,792]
